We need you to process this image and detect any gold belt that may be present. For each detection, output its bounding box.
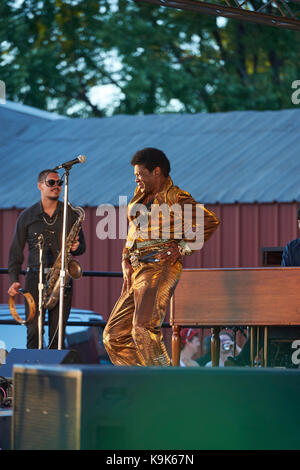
[129,240,176,268]
[135,239,171,250]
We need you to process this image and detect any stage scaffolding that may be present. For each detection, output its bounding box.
[135,0,300,31]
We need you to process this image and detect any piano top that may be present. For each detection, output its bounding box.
[171,267,300,326]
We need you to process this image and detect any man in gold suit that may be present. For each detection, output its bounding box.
[103,148,219,366]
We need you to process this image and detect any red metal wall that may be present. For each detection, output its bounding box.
[1,202,299,321]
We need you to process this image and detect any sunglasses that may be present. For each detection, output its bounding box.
[45,178,64,187]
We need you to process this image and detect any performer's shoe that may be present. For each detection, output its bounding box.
[224,355,249,367]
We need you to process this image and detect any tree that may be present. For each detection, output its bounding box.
[108,1,300,113]
[0,0,114,116]
[1,0,299,116]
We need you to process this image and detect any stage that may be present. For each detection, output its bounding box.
[1,362,300,451]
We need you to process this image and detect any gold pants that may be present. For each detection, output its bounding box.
[103,259,182,366]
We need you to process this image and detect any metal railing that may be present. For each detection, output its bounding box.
[0,268,123,278]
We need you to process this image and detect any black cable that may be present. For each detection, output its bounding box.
[47,321,59,349]
[0,376,10,385]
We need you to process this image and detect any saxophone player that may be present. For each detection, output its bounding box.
[7,169,86,349]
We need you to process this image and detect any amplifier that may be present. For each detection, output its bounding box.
[0,410,12,450]
[0,348,82,379]
[11,365,300,450]
[261,246,284,266]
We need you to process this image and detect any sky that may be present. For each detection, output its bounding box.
[87,16,228,115]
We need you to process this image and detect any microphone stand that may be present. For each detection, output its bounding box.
[37,234,44,350]
[58,167,70,350]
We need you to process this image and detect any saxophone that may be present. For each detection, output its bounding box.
[43,203,85,310]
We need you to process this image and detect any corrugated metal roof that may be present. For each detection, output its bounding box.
[1,99,65,120]
[1,102,300,208]
[0,99,66,142]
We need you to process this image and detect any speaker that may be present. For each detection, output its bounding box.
[66,327,102,364]
[0,348,82,379]
[11,365,300,450]
[261,246,284,266]
[0,410,12,450]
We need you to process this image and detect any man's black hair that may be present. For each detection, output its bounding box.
[130,148,171,177]
[38,169,58,182]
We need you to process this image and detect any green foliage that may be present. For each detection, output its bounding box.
[1,0,299,116]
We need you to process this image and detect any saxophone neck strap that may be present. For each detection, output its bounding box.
[9,289,36,324]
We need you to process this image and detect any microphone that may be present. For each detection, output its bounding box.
[53,155,86,170]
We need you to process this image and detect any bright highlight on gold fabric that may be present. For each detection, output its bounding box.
[103,176,219,366]
[104,258,182,366]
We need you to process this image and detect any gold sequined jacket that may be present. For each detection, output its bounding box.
[123,176,219,258]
